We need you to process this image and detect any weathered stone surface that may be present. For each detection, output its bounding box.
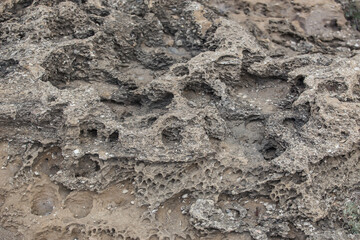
[0,0,360,239]
[189,199,247,232]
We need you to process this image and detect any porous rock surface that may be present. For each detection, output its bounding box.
[0,0,360,239]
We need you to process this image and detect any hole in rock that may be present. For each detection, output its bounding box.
[73,155,101,178]
[87,129,98,138]
[261,140,285,161]
[295,75,306,90]
[33,147,63,176]
[65,191,93,219]
[182,81,218,107]
[324,19,341,31]
[147,117,157,125]
[31,198,54,216]
[173,65,189,76]
[109,130,119,142]
[162,127,183,146]
[31,190,58,216]
[95,161,100,171]
[149,92,174,109]
[319,80,348,94]
[12,0,34,12]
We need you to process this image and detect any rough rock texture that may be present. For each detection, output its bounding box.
[0,0,360,239]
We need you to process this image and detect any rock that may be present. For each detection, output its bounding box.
[0,0,359,239]
[189,199,245,232]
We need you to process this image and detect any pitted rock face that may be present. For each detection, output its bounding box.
[189,199,247,232]
[0,0,360,239]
